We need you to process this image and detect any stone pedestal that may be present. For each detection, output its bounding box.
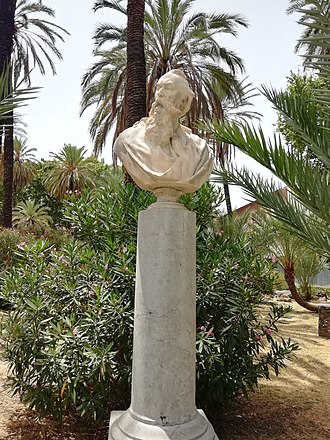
[318,305,330,338]
[109,201,218,440]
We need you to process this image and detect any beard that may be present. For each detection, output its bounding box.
[145,104,174,145]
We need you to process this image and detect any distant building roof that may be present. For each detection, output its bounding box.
[233,187,288,217]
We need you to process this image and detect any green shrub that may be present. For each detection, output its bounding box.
[0,227,33,269]
[1,239,134,421]
[1,183,299,422]
[274,270,288,290]
[310,285,330,299]
[17,161,64,226]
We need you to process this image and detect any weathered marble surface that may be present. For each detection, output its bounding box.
[109,409,218,439]
[114,70,213,196]
[108,202,218,440]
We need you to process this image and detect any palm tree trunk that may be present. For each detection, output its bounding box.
[223,181,232,215]
[123,0,146,184]
[0,0,16,228]
[12,182,17,207]
[1,69,14,228]
[219,153,232,215]
[125,0,146,129]
[3,112,13,227]
[0,0,16,70]
[284,261,319,313]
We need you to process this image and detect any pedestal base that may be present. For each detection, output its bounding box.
[108,409,219,440]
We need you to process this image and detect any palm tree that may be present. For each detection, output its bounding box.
[43,145,98,201]
[287,0,330,66]
[12,136,37,196]
[0,65,38,189]
[1,1,68,228]
[294,248,328,301]
[206,0,330,310]
[13,199,52,231]
[81,0,248,156]
[251,212,327,311]
[12,1,69,84]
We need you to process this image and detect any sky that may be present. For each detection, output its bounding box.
[22,0,303,208]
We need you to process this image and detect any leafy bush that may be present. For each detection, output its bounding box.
[274,270,289,290]
[0,228,34,309]
[0,227,33,269]
[214,212,279,296]
[310,285,330,299]
[1,183,298,422]
[17,161,64,226]
[1,239,134,421]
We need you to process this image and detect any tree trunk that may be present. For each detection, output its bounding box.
[223,181,232,215]
[125,0,146,129]
[122,0,146,184]
[0,0,17,228]
[3,112,13,227]
[0,0,16,70]
[284,261,319,313]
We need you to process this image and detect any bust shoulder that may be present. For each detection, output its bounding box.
[180,124,207,149]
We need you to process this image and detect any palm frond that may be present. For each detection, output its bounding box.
[93,0,127,15]
[212,166,330,257]
[13,0,69,84]
[0,67,39,119]
[207,120,330,221]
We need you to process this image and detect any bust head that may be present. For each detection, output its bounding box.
[114,69,213,198]
[145,70,195,144]
[151,69,195,118]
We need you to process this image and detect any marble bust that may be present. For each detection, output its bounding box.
[114,69,213,199]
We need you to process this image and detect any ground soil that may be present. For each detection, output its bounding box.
[1,300,330,440]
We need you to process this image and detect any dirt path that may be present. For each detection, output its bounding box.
[1,301,330,439]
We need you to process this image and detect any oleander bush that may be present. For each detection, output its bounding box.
[0,183,298,422]
[0,228,33,270]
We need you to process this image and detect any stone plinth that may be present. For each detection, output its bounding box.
[109,409,217,439]
[108,201,218,440]
[318,305,330,338]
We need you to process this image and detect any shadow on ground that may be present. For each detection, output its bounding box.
[3,410,108,440]
[211,301,330,440]
[213,396,330,440]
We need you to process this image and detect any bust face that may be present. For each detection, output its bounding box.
[156,72,194,116]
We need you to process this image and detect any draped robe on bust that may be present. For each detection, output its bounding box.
[114,118,213,193]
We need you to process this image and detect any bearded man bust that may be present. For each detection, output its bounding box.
[114,69,213,199]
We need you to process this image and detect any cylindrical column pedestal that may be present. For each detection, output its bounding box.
[132,201,196,423]
[109,201,217,440]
